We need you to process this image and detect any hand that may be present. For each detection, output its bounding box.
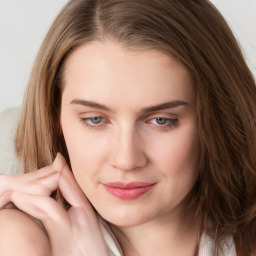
[0,153,109,256]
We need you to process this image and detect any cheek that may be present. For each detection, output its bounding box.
[62,124,110,185]
[155,129,199,207]
[65,135,105,169]
[153,127,199,178]
[63,135,103,195]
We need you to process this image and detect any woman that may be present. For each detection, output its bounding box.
[0,0,255,255]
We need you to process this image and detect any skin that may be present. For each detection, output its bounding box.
[0,155,109,256]
[61,41,200,255]
[0,40,200,256]
[0,209,51,256]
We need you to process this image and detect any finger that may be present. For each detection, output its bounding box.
[0,175,9,191]
[0,190,73,251]
[0,190,67,222]
[57,156,106,251]
[54,153,91,208]
[0,160,61,197]
[68,207,109,255]
[3,190,103,256]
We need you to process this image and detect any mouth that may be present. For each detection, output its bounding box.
[102,182,156,200]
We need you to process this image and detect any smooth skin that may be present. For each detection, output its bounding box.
[0,41,199,256]
[0,154,108,256]
[61,41,200,255]
[0,208,51,256]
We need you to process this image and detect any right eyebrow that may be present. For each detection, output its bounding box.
[70,99,111,111]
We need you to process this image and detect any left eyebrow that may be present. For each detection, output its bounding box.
[142,100,188,113]
[70,99,110,111]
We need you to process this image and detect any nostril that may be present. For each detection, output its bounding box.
[110,148,147,172]
[110,128,147,171]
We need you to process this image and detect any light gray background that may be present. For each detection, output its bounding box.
[0,0,256,114]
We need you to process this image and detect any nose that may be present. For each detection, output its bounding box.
[110,125,147,172]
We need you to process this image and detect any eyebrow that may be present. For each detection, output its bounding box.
[70,99,188,112]
[70,99,110,111]
[142,100,188,112]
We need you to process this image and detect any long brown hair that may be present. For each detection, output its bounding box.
[15,0,256,255]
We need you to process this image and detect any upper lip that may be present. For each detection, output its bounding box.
[102,182,155,189]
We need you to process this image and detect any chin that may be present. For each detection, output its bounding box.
[97,207,152,228]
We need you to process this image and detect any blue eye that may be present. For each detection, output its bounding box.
[81,116,105,127]
[89,117,103,124]
[149,117,178,129]
[155,117,168,125]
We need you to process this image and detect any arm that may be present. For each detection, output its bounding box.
[0,154,109,256]
[0,209,51,256]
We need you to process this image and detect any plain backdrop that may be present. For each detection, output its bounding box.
[0,0,256,114]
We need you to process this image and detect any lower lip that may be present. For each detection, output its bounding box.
[102,183,155,200]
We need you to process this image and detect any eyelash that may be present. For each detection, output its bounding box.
[80,116,178,130]
[147,117,178,130]
[80,116,107,129]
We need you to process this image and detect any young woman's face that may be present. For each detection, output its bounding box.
[61,41,199,227]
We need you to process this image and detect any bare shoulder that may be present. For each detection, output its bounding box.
[0,208,51,256]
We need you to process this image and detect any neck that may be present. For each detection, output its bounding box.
[109,215,200,256]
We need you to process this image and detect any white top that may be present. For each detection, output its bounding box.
[99,221,237,256]
[198,232,236,256]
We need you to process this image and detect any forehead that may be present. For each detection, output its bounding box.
[62,40,194,107]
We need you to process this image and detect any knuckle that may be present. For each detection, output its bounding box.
[0,190,14,208]
[37,197,63,220]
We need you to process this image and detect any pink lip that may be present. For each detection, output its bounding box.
[102,182,156,200]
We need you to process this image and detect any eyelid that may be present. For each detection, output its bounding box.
[79,112,110,128]
[79,112,179,130]
[146,116,177,124]
[79,110,105,116]
[144,112,177,120]
[145,113,178,129]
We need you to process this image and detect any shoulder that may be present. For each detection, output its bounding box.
[0,208,51,256]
